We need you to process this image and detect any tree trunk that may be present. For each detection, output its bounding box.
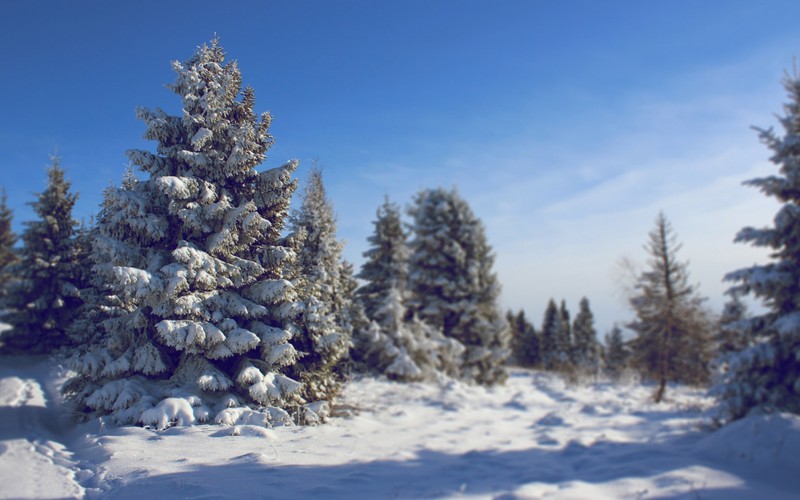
[654,376,666,403]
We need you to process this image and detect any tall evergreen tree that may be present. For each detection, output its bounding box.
[559,300,574,369]
[572,297,599,374]
[354,196,461,379]
[2,158,83,353]
[507,309,540,368]
[64,39,303,427]
[65,219,104,347]
[627,212,714,402]
[407,187,509,385]
[540,299,561,371]
[718,71,800,420]
[356,197,409,321]
[603,324,629,379]
[0,189,17,304]
[288,167,350,403]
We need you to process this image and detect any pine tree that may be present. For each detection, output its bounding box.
[407,187,509,384]
[627,212,714,402]
[288,166,350,403]
[718,71,800,420]
[603,324,629,379]
[353,196,461,379]
[65,219,103,347]
[1,158,83,353]
[559,300,575,370]
[355,197,409,321]
[540,299,561,371]
[359,283,464,381]
[572,297,599,375]
[63,39,303,427]
[508,309,540,368]
[716,291,751,356]
[337,259,368,372]
[0,189,17,303]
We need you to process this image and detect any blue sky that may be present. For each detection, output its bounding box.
[2,1,799,332]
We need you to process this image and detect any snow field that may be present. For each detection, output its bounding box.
[1,359,799,499]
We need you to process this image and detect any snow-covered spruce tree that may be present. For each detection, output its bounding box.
[1,158,83,354]
[287,167,350,403]
[603,324,629,379]
[627,212,714,402]
[361,282,465,381]
[64,219,104,347]
[337,259,368,370]
[0,189,17,304]
[572,297,599,375]
[63,39,304,428]
[354,196,462,380]
[355,197,409,321]
[407,187,509,385]
[717,72,800,420]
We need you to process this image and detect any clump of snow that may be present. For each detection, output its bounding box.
[214,406,292,428]
[140,398,196,430]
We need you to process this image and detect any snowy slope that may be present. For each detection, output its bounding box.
[1,357,798,499]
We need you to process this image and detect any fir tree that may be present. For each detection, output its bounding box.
[603,324,629,379]
[407,187,509,384]
[355,197,409,321]
[718,71,800,420]
[627,212,714,402]
[1,158,83,353]
[0,189,17,303]
[64,39,303,427]
[337,259,368,372]
[559,300,575,370]
[288,166,350,403]
[359,283,464,381]
[508,309,540,368]
[65,219,103,347]
[572,297,599,374]
[716,291,751,356]
[354,196,461,380]
[540,299,561,371]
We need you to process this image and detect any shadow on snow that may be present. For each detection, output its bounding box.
[100,436,767,499]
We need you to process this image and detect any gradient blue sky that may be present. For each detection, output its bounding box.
[2,1,798,332]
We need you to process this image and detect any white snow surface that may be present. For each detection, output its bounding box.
[1,357,799,499]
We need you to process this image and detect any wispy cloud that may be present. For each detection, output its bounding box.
[329,46,790,332]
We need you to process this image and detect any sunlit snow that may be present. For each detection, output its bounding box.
[1,356,798,498]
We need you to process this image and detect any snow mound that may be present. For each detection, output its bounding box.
[696,413,800,473]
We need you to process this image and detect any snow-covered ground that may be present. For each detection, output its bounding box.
[1,357,798,499]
